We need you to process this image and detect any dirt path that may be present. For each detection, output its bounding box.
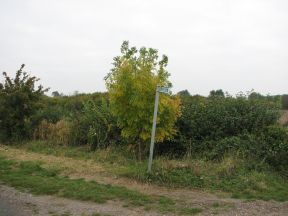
[0,184,163,216]
[1,145,287,216]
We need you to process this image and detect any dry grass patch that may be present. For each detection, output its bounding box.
[0,145,104,177]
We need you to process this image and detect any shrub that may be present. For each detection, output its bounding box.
[0,64,48,142]
[199,126,288,173]
[69,99,120,150]
[203,136,244,160]
[176,93,280,155]
[257,126,288,172]
[85,99,120,150]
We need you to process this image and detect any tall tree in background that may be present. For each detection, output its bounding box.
[209,89,225,98]
[0,64,48,142]
[105,41,181,160]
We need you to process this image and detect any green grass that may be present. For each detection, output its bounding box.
[49,212,72,216]
[181,208,203,215]
[212,202,221,208]
[112,154,288,201]
[91,214,112,216]
[11,141,288,202]
[0,154,201,215]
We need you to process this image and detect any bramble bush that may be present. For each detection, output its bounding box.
[181,93,279,144]
[202,126,288,172]
[157,91,287,172]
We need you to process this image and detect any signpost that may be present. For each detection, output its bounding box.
[148,86,169,173]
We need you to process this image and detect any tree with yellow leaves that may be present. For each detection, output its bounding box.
[105,41,181,160]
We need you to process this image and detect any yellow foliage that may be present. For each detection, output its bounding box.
[106,41,181,147]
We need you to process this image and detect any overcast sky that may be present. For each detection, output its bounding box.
[0,0,287,96]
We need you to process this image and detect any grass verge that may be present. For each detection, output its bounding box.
[8,141,288,201]
[0,154,202,215]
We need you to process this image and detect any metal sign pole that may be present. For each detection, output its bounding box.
[148,87,160,173]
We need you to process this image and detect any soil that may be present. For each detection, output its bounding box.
[0,146,287,216]
[0,184,163,216]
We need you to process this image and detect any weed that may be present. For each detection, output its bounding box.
[49,212,72,216]
[91,214,101,216]
[180,208,203,215]
[212,202,220,208]
[157,196,176,212]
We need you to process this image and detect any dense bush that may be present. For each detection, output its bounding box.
[158,93,283,164]
[256,126,288,172]
[178,93,279,150]
[0,65,48,142]
[201,126,288,171]
[68,99,120,150]
[33,92,107,124]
